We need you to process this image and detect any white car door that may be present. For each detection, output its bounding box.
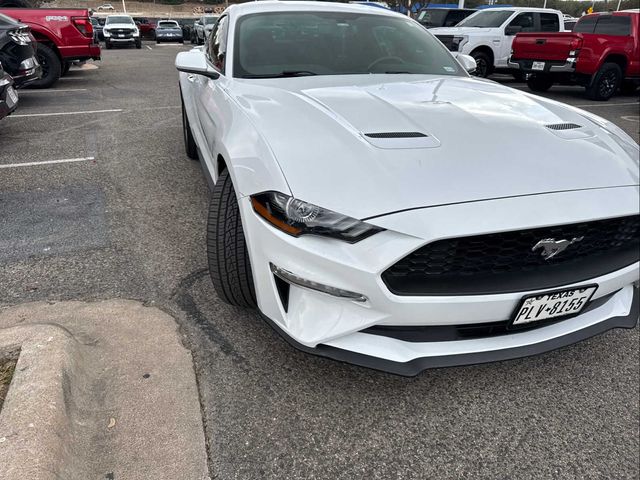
[194,15,229,165]
[499,11,536,67]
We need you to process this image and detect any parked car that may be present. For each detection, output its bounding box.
[132,17,156,39]
[416,8,475,29]
[176,2,639,376]
[155,20,183,44]
[564,18,578,31]
[0,60,18,119]
[192,15,218,45]
[0,13,40,87]
[97,4,115,12]
[431,7,565,77]
[176,17,197,40]
[0,7,100,88]
[103,15,141,49]
[510,11,640,100]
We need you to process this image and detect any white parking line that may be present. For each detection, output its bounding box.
[146,45,153,50]
[0,157,95,169]
[9,109,122,118]
[17,88,88,94]
[621,115,639,122]
[574,101,640,108]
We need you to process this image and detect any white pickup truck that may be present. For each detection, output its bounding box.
[431,7,565,77]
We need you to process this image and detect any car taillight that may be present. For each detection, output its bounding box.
[569,37,583,52]
[72,17,94,37]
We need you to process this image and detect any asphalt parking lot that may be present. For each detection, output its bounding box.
[0,43,638,479]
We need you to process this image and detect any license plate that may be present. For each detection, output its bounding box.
[512,285,597,327]
[6,86,18,107]
[532,61,545,71]
[118,34,125,38]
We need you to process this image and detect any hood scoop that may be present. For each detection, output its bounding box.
[544,122,594,140]
[362,131,440,150]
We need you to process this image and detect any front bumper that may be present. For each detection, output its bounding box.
[239,186,639,375]
[156,33,183,41]
[0,75,18,119]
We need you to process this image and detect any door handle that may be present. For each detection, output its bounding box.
[187,74,196,82]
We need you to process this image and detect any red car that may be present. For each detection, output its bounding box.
[132,17,156,39]
[509,11,640,100]
[0,8,100,88]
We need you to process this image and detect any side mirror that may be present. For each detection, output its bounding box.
[175,49,219,79]
[505,25,523,36]
[453,53,477,74]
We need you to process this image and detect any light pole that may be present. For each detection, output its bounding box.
[121,0,126,13]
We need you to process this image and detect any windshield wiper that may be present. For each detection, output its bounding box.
[242,70,318,79]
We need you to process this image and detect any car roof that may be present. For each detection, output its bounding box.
[227,1,405,17]
[472,7,561,13]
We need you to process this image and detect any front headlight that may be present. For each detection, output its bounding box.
[452,35,468,52]
[251,191,384,243]
[133,28,139,36]
[577,109,639,158]
[103,28,111,37]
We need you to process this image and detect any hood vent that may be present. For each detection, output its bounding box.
[545,123,582,131]
[365,132,427,139]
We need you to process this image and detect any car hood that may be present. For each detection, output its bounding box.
[105,23,136,29]
[430,26,499,36]
[230,75,639,219]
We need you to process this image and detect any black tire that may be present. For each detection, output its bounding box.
[527,73,554,92]
[512,71,526,82]
[190,33,196,44]
[156,39,160,44]
[471,51,493,78]
[181,95,198,160]
[61,61,71,77]
[135,39,142,49]
[105,39,112,49]
[150,29,156,40]
[586,63,622,101]
[207,169,257,309]
[28,43,61,89]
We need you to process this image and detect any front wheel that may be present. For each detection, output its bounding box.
[585,63,622,101]
[527,73,554,92]
[27,43,61,89]
[207,169,258,309]
[105,39,112,49]
[470,51,493,78]
[135,39,142,49]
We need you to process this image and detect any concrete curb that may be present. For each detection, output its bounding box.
[0,300,210,480]
[0,324,79,480]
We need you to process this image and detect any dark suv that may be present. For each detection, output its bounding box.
[0,13,40,87]
[416,8,475,28]
[0,60,17,119]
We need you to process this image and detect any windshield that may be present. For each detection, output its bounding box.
[106,16,134,25]
[417,9,448,27]
[158,21,179,28]
[234,11,463,79]
[203,16,219,25]
[457,10,513,28]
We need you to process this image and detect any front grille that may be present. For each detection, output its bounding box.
[382,216,640,295]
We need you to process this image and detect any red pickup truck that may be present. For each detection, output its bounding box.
[0,8,100,88]
[509,11,639,100]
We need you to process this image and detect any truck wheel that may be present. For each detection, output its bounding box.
[470,51,493,78]
[181,94,198,160]
[28,43,61,89]
[135,39,142,49]
[105,39,112,49]
[586,63,622,101]
[526,74,554,93]
[207,169,257,309]
[512,71,525,82]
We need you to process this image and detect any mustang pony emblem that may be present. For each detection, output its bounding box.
[532,237,584,260]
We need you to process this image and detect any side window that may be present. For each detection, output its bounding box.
[444,11,467,27]
[508,12,535,33]
[206,16,227,73]
[594,16,631,36]
[574,16,597,33]
[539,13,560,32]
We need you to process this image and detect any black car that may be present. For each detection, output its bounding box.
[0,60,18,120]
[0,13,40,87]
[90,16,105,42]
[416,8,476,28]
[155,20,183,44]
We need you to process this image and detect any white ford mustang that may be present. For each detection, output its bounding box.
[176,1,639,375]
